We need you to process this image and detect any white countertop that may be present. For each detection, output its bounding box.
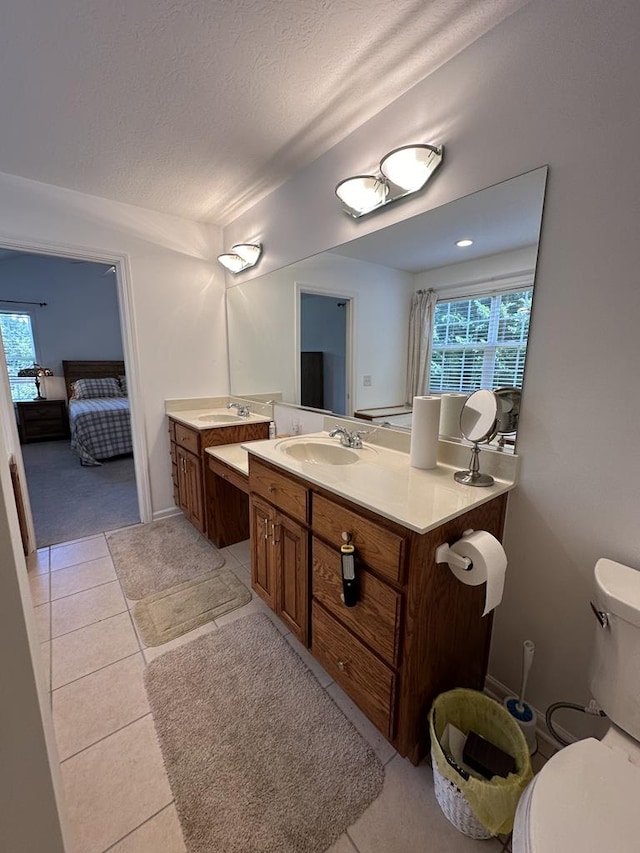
[206,444,250,476]
[168,408,270,431]
[242,431,516,534]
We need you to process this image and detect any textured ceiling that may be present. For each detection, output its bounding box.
[0,0,527,225]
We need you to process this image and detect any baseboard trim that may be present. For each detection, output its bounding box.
[485,674,574,755]
[152,507,182,522]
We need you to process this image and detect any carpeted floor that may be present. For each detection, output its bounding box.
[145,613,385,853]
[21,440,139,547]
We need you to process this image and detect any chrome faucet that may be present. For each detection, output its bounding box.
[227,402,250,418]
[328,426,369,448]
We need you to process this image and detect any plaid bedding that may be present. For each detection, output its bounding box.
[69,397,132,466]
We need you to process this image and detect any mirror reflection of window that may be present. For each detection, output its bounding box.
[429,288,532,393]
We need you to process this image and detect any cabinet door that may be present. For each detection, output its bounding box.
[176,446,205,533]
[184,451,205,532]
[249,496,277,609]
[275,512,309,645]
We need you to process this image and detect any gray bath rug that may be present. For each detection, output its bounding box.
[133,569,251,646]
[106,515,225,600]
[144,613,385,853]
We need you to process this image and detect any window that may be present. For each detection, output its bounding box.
[429,288,532,393]
[0,311,39,402]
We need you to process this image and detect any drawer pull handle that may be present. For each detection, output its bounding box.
[262,517,269,540]
[342,532,352,543]
[268,484,276,493]
[337,660,347,671]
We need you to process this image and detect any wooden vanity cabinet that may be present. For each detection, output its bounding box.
[249,458,310,643]
[311,488,508,764]
[247,452,508,765]
[168,416,269,537]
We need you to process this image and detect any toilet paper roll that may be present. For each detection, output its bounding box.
[410,396,441,469]
[447,530,507,615]
[439,393,467,438]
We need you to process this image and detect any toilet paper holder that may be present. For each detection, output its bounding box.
[435,532,474,572]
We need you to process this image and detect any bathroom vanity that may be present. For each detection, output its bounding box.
[167,406,270,537]
[244,432,515,764]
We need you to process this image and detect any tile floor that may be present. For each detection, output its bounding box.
[27,531,540,853]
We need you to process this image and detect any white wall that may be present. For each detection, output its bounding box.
[414,245,538,294]
[227,251,413,411]
[0,171,225,517]
[0,254,123,377]
[0,347,68,849]
[225,0,640,738]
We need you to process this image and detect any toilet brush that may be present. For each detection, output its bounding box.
[504,640,538,755]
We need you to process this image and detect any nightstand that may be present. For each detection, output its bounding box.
[16,400,70,443]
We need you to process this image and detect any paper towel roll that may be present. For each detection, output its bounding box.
[410,396,441,469]
[447,530,507,615]
[439,393,467,438]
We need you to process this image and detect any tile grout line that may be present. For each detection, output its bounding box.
[50,575,120,602]
[50,607,130,641]
[52,650,142,692]
[49,533,111,573]
[345,827,364,852]
[48,548,53,708]
[60,711,153,764]
[100,801,178,853]
[51,604,129,641]
[114,565,147,657]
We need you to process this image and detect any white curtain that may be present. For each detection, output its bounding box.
[405,289,437,404]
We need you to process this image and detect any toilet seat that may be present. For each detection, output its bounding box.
[514,737,640,852]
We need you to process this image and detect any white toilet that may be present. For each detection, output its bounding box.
[513,558,640,852]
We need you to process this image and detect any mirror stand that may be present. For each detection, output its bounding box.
[454,442,494,487]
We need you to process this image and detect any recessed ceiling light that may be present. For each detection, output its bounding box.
[456,239,474,247]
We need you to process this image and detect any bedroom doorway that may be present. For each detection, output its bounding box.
[0,249,141,547]
[297,289,353,416]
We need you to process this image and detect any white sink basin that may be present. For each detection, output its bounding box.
[275,437,375,466]
[196,412,242,423]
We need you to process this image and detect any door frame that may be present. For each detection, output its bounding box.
[0,236,152,544]
[294,282,355,417]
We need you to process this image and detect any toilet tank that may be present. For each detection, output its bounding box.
[589,558,640,742]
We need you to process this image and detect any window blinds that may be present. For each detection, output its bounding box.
[429,288,532,393]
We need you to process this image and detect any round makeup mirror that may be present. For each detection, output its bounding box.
[454,389,499,487]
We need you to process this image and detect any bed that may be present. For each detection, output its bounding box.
[62,360,132,466]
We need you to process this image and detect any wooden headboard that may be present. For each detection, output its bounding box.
[62,360,125,400]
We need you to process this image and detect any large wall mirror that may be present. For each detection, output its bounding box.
[227,166,547,447]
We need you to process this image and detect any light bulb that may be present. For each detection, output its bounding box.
[380,144,442,192]
[335,175,388,215]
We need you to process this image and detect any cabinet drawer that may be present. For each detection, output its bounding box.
[312,493,406,584]
[312,602,395,739]
[312,537,401,668]
[249,457,308,524]
[208,455,249,494]
[175,422,200,455]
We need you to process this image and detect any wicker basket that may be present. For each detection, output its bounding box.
[431,748,493,840]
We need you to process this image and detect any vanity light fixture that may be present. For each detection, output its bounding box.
[456,238,474,247]
[217,242,262,274]
[336,143,443,218]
